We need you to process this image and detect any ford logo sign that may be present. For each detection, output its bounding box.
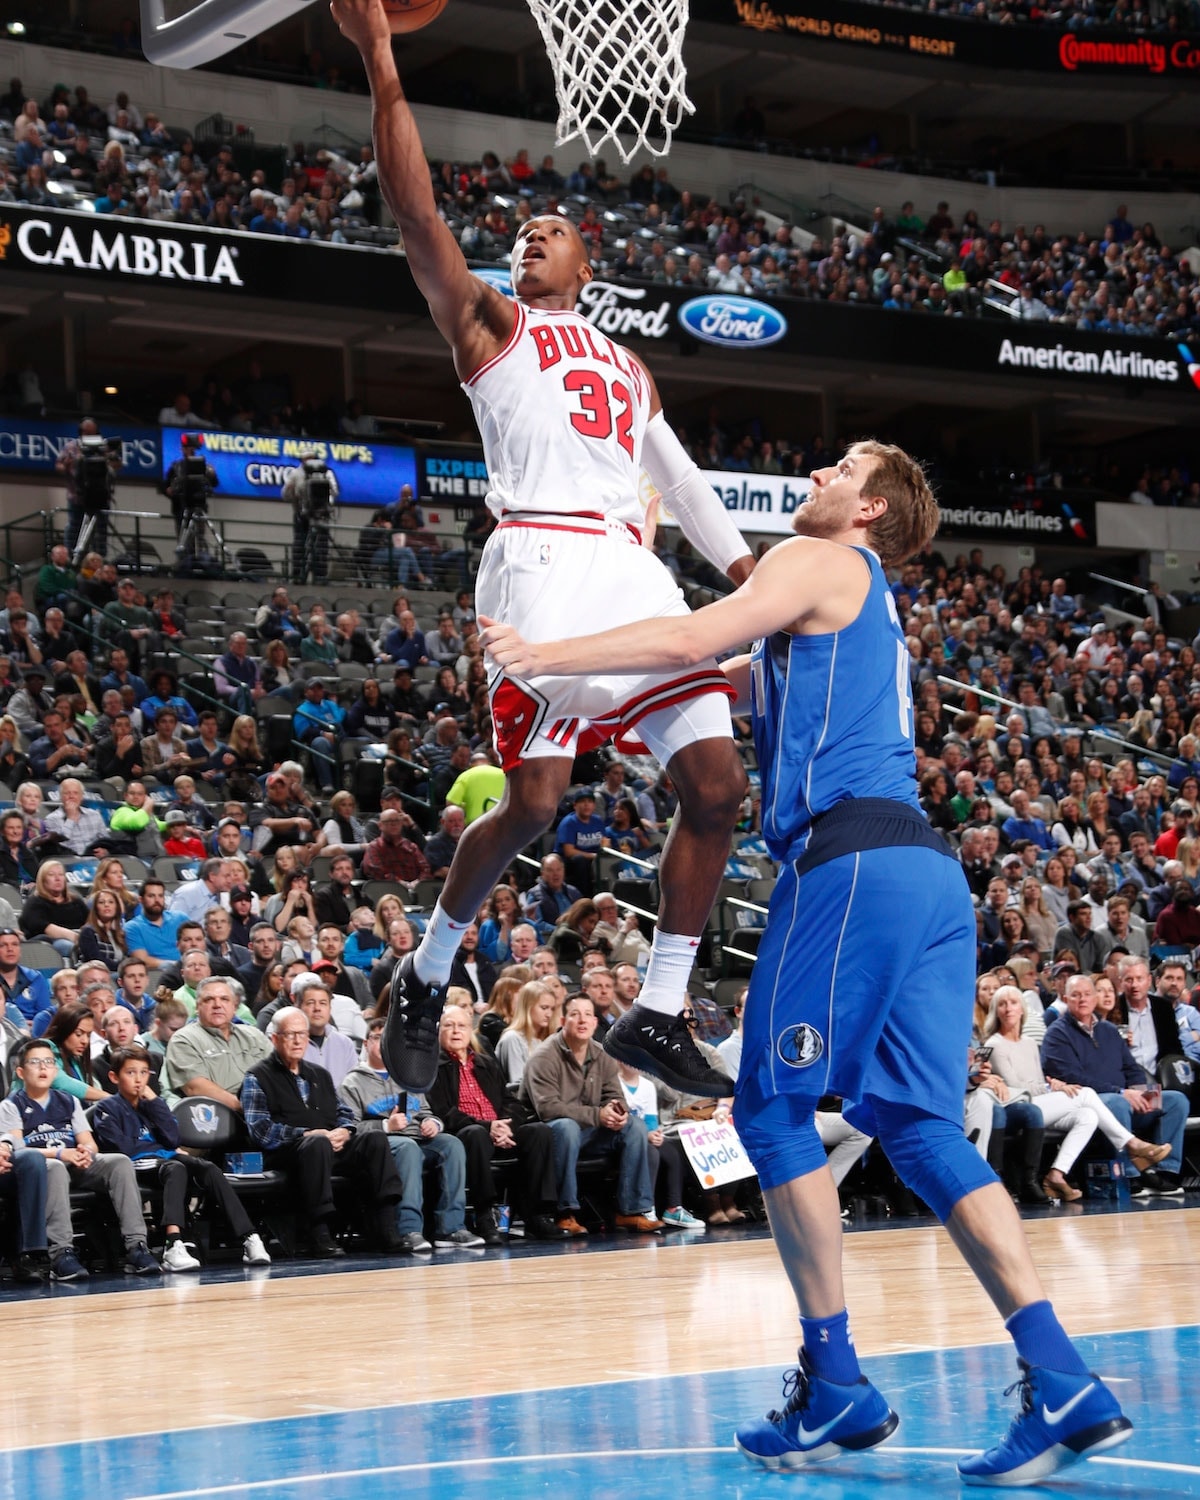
[677,296,787,348]
[471,267,514,297]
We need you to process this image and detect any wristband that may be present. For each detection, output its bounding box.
[56,1148,64,1160]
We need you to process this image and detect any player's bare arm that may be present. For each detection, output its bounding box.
[480,536,868,679]
[631,353,755,588]
[330,0,512,378]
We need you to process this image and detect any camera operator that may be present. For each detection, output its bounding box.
[55,419,121,558]
[161,433,218,541]
[283,455,340,583]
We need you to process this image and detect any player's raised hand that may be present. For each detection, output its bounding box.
[329,0,391,52]
[478,617,543,678]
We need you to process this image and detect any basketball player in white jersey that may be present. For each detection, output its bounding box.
[332,0,754,1100]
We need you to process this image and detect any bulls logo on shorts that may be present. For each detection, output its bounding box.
[776,1023,824,1069]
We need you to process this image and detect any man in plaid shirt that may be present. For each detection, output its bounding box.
[361,809,431,884]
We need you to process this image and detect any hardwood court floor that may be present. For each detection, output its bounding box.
[1,1205,1196,1454]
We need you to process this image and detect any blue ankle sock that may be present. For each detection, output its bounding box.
[1005,1301,1090,1377]
[800,1309,861,1385]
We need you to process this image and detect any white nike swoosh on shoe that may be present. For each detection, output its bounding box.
[1042,1383,1096,1426]
[796,1403,855,1445]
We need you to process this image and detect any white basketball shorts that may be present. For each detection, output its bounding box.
[476,511,734,771]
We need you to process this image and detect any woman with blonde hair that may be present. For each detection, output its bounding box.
[373,892,406,941]
[495,980,557,1087]
[21,859,88,956]
[1018,877,1056,957]
[477,971,529,1053]
[983,985,1170,1201]
[228,715,264,776]
[90,857,139,918]
[1176,837,1200,884]
[1083,790,1110,848]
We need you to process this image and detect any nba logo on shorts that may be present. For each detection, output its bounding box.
[776,1023,824,1068]
[539,543,551,565]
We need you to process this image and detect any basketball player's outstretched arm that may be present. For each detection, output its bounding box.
[330,0,513,377]
[481,537,868,677]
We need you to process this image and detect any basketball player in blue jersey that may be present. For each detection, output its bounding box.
[333,0,754,1103]
[481,440,1132,1486]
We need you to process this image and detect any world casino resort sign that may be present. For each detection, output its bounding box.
[692,0,1200,77]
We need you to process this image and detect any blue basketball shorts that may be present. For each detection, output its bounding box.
[734,842,976,1142]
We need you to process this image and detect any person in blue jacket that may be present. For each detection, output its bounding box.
[90,1044,271,1271]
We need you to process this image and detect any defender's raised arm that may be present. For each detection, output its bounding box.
[330,0,512,377]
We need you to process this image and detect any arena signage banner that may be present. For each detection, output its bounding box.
[692,0,1200,77]
[0,417,160,478]
[160,428,418,507]
[936,494,1097,545]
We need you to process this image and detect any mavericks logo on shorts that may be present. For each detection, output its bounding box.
[776,1023,824,1069]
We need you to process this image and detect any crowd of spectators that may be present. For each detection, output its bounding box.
[0,525,765,1283]
[3,77,1197,340]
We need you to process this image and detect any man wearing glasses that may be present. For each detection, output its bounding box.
[241,1006,406,1259]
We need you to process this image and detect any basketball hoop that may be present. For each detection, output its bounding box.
[141,0,693,162]
[524,0,694,162]
[140,0,312,68]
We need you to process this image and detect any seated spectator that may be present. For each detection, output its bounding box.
[169,857,230,924]
[1153,881,1200,947]
[141,670,198,731]
[116,955,154,1026]
[522,853,582,938]
[161,976,272,1109]
[340,1015,485,1251]
[162,810,207,859]
[592,892,652,968]
[125,878,186,972]
[0,926,51,1028]
[242,1004,405,1257]
[249,772,316,857]
[319,792,371,860]
[379,610,427,668]
[1051,900,1111,972]
[184,712,235,785]
[91,1042,273,1270]
[140,706,192,786]
[343,906,384,973]
[21,860,88,958]
[495,979,558,1088]
[0,1036,159,1276]
[554,788,609,895]
[613,1061,707,1230]
[213,632,264,714]
[442,751,505,828]
[43,779,107,859]
[204,905,251,977]
[292,973,358,1089]
[547,898,612,966]
[265,866,318,935]
[76,890,128,973]
[361,807,430,884]
[423,805,464,878]
[367,917,419,1001]
[92,1004,153,1094]
[1041,973,1188,1196]
[0,809,34,887]
[428,1004,561,1241]
[137,996,189,1068]
[449,923,496,1012]
[520,993,662,1236]
[983,985,1168,1201]
[477,883,521,964]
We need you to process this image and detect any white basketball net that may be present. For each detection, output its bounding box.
[524,0,695,163]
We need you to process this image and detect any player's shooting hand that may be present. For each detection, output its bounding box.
[478,618,542,679]
[329,0,392,54]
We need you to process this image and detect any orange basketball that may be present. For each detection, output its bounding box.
[382,0,450,33]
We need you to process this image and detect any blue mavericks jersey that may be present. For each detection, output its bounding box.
[751,545,919,861]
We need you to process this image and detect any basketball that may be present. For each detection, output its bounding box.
[382,0,450,33]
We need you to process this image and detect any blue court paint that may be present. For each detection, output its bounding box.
[9,1326,1198,1500]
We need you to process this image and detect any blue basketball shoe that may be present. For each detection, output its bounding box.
[735,1352,899,1470]
[958,1360,1132,1486]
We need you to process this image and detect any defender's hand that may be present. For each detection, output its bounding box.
[329,0,392,53]
[479,617,543,679]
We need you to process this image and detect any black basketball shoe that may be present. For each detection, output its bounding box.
[382,954,446,1092]
[603,1004,733,1097]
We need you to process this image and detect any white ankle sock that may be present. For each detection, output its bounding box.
[413,903,471,986]
[637,930,701,1016]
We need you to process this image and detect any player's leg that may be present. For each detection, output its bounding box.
[733,1090,898,1470]
[385,752,572,1091]
[869,853,1131,1485]
[602,695,745,1096]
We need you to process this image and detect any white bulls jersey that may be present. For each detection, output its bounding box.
[462,302,651,526]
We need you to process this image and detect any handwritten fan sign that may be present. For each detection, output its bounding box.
[676,1119,756,1189]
